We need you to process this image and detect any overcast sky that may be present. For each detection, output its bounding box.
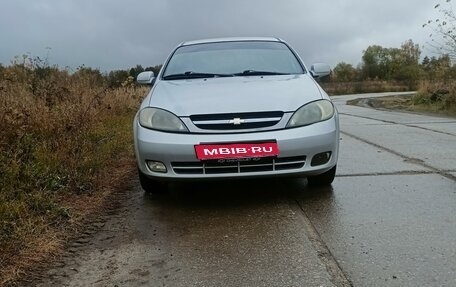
[0,0,442,71]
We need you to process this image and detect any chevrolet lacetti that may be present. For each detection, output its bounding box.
[134,37,339,192]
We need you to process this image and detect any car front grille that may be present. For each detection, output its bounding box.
[190,111,283,130]
[171,156,306,175]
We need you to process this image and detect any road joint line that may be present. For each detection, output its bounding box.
[339,113,456,137]
[336,170,438,177]
[341,131,456,182]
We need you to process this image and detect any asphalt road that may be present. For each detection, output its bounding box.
[34,92,456,287]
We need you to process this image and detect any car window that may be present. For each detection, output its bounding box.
[162,41,305,78]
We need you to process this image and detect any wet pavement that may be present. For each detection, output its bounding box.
[34,92,456,287]
[328,93,456,286]
[36,182,340,287]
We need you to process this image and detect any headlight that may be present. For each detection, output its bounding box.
[139,108,189,132]
[287,100,334,128]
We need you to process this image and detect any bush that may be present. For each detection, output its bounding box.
[414,80,456,111]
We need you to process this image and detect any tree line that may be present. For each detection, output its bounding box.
[107,40,455,91]
[1,38,453,92]
[106,64,162,88]
[331,39,456,87]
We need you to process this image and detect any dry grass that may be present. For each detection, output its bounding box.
[413,80,456,114]
[0,60,147,286]
[325,78,455,116]
[321,80,411,95]
[346,87,456,118]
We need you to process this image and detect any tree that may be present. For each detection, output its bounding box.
[400,39,421,66]
[145,64,163,76]
[107,70,130,88]
[361,45,398,80]
[423,0,456,61]
[129,65,145,79]
[73,66,106,88]
[422,54,453,81]
[393,40,423,85]
[422,56,431,67]
[361,40,423,84]
[333,62,358,82]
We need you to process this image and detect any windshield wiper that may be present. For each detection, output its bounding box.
[233,70,291,76]
[163,71,233,80]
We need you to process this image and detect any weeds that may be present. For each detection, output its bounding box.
[321,80,410,95]
[414,80,456,113]
[0,56,147,285]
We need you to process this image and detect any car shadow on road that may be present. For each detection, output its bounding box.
[142,178,335,210]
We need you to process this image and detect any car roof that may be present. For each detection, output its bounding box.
[180,37,282,46]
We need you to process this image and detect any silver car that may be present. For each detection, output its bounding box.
[134,37,339,192]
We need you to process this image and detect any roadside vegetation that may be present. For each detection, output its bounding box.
[326,43,456,116]
[0,56,150,285]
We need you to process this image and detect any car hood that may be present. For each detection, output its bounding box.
[148,74,324,116]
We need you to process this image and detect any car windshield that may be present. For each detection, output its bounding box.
[162,41,305,80]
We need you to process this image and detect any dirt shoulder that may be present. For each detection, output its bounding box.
[347,94,456,118]
[1,158,137,287]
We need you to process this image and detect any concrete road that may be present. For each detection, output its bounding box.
[34,92,456,287]
[309,93,456,286]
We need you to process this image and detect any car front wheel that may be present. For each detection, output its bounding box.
[307,165,336,187]
[138,168,168,193]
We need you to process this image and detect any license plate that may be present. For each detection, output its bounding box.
[195,142,279,160]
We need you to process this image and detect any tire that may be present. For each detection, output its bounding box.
[307,165,336,187]
[138,168,168,194]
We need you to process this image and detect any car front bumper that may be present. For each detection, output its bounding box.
[134,116,339,180]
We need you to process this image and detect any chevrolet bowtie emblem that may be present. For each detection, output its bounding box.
[228,118,245,125]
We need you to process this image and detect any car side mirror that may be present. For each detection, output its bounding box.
[310,63,331,78]
[137,71,155,85]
